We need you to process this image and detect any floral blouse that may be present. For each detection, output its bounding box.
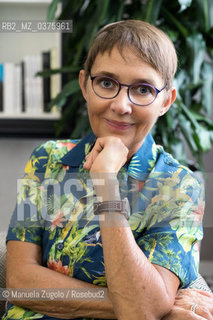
[3,132,204,320]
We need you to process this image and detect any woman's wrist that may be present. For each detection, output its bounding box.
[91,172,121,201]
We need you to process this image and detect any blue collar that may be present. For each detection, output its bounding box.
[127,133,157,181]
[59,132,157,181]
[60,132,96,167]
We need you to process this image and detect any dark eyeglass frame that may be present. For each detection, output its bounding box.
[90,74,167,107]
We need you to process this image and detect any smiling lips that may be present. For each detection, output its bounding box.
[105,118,134,130]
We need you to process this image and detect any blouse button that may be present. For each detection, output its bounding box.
[56,242,64,251]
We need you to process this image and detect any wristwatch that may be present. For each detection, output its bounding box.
[93,197,130,220]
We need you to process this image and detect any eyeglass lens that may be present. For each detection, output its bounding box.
[92,76,157,106]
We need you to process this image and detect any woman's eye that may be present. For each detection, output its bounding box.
[138,85,150,94]
[100,78,114,88]
[132,84,154,96]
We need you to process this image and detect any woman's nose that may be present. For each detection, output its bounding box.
[109,88,132,114]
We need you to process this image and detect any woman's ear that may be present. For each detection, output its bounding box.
[159,87,177,117]
[79,69,88,101]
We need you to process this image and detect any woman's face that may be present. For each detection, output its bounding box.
[79,46,176,158]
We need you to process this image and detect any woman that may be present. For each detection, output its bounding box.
[3,20,213,320]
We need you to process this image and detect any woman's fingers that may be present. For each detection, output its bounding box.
[192,305,213,320]
[194,290,213,298]
[83,138,106,170]
[162,305,211,320]
[83,152,95,170]
[83,136,129,173]
[83,141,103,169]
[173,289,213,320]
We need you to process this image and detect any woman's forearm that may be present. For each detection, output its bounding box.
[100,218,172,320]
[7,264,115,319]
[96,180,177,320]
[6,242,116,319]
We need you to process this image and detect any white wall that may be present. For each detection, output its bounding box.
[0,1,60,64]
[0,138,46,231]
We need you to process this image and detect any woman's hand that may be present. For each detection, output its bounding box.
[83,136,129,202]
[83,136,129,174]
[162,289,213,320]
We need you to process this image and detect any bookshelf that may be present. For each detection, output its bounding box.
[0,0,62,136]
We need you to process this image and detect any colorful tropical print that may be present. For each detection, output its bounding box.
[3,132,204,320]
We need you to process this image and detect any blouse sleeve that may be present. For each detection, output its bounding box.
[134,169,204,288]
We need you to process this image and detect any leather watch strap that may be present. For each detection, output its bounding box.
[94,197,130,220]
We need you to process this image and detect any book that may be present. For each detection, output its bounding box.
[14,64,22,114]
[1,48,60,116]
[33,54,43,114]
[42,51,51,112]
[23,55,30,114]
[0,64,3,112]
[21,61,25,112]
[23,55,43,115]
[50,47,60,113]
[3,62,15,115]
[0,63,22,115]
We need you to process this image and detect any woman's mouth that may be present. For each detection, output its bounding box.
[105,119,134,131]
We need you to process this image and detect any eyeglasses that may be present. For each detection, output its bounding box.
[90,75,167,106]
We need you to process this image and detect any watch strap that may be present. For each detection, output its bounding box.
[94,197,130,220]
